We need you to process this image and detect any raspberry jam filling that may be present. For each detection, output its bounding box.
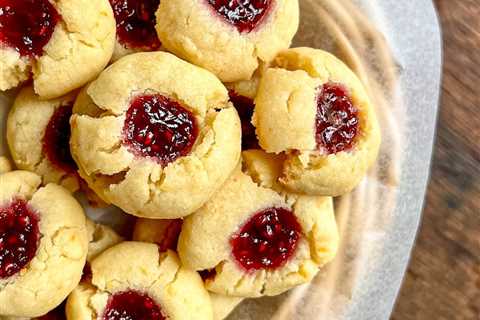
[123,94,198,166]
[230,207,301,271]
[103,290,165,320]
[109,0,161,50]
[315,83,359,154]
[206,0,273,33]
[228,90,258,150]
[0,0,59,57]
[0,198,40,279]
[43,103,78,174]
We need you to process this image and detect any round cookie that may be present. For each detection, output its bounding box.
[70,52,241,219]
[85,220,123,263]
[0,0,116,98]
[66,242,213,320]
[7,87,80,192]
[253,47,381,196]
[0,171,88,317]
[178,151,339,298]
[155,0,299,82]
[0,157,12,174]
[132,219,243,320]
[109,0,162,61]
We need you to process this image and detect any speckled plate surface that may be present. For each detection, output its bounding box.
[0,1,441,319]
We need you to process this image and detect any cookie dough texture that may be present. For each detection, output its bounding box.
[7,87,79,192]
[0,0,115,98]
[85,220,123,262]
[132,219,244,320]
[178,158,339,297]
[253,47,381,196]
[156,0,299,82]
[66,242,213,320]
[0,157,12,174]
[0,171,88,318]
[70,52,241,219]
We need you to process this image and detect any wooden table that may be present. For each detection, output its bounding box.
[391,1,480,319]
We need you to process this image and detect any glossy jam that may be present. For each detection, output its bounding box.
[230,207,301,271]
[103,290,165,320]
[0,0,59,57]
[109,0,161,50]
[315,83,359,154]
[123,94,198,166]
[228,90,258,150]
[206,0,272,33]
[0,199,40,279]
[43,104,78,174]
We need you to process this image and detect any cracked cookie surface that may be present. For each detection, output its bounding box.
[0,0,116,99]
[66,242,213,320]
[7,87,80,193]
[0,171,88,318]
[253,47,381,196]
[155,0,299,82]
[70,52,241,219]
[178,151,339,297]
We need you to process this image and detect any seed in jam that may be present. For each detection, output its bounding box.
[315,83,359,154]
[103,290,165,320]
[206,0,273,33]
[0,198,40,279]
[122,94,198,166]
[228,90,258,150]
[43,103,78,174]
[0,0,60,57]
[109,0,161,50]
[230,207,301,271]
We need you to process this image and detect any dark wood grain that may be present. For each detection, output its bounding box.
[391,1,480,319]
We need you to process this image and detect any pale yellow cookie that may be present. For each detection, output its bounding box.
[66,242,213,320]
[156,0,299,82]
[178,152,339,297]
[70,52,241,219]
[7,87,80,192]
[0,0,116,99]
[253,47,381,196]
[85,219,123,263]
[0,157,12,174]
[133,218,244,320]
[0,171,88,317]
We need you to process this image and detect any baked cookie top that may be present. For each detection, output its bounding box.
[0,157,12,175]
[0,171,88,318]
[156,0,299,82]
[70,51,241,219]
[66,242,213,320]
[7,87,79,192]
[253,47,381,196]
[178,151,339,297]
[0,0,115,98]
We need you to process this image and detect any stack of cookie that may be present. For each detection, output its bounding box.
[0,0,381,319]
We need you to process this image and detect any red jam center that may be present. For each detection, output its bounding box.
[109,0,161,50]
[230,207,301,271]
[103,290,165,320]
[123,94,198,166]
[315,83,359,154]
[0,0,59,57]
[43,103,78,174]
[0,199,40,279]
[228,90,258,150]
[207,0,272,33]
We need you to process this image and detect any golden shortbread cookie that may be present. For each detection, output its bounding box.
[155,0,299,82]
[253,47,381,196]
[0,171,88,317]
